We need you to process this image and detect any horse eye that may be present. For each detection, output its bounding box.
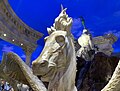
[40,62,46,67]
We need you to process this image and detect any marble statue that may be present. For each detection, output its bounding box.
[77,29,95,61]
[76,28,95,90]
[32,30,77,91]
[75,29,119,91]
[32,6,77,91]
[0,6,77,91]
[0,4,119,91]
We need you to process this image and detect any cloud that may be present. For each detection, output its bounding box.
[90,30,94,35]
[104,30,120,38]
[71,18,95,38]
[75,31,82,37]
[71,18,83,38]
[21,54,26,59]
[2,45,14,52]
[106,30,120,53]
[113,11,120,17]
[115,32,120,38]
[72,18,82,31]
[0,55,2,62]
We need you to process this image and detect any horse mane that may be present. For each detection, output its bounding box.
[48,33,77,91]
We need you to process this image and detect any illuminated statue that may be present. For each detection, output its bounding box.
[0,7,77,91]
[76,28,95,90]
[1,4,119,91]
[76,16,96,90]
[32,30,77,91]
[77,28,95,61]
[32,7,76,90]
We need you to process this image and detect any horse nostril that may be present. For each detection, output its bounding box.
[32,62,40,69]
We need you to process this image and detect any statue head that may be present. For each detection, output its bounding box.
[82,29,90,34]
[32,31,68,82]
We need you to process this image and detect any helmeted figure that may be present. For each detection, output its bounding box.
[76,28,95,90]
[77,29,94,61]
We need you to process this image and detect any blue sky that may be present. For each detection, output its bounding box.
[0,0,120,62]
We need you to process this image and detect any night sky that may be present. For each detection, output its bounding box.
[0,0,120,62]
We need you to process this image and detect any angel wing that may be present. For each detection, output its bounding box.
[0,53,19,91]
[2,52,28,84]
[101,60,120,91]
[0,52,47,91]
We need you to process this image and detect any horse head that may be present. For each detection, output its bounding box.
[32,31,69,82]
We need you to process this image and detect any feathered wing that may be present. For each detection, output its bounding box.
[0,52,47,91]
[0,53,19,91]
[101,60,120,91]
[2,52,28,84]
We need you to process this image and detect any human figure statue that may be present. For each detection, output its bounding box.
[76,28,95,90]
[77,29,94,60]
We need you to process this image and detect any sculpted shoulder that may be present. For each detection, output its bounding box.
[78,34,90,47]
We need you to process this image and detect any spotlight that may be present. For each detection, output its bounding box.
[21,43,23,46]
[3,34,6,36]
[12,39,14,42]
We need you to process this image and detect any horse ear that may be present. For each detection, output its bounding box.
[61,4,64,11]
[44,36,49,42]
[61,4,67,13]
[55,35,65,46]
